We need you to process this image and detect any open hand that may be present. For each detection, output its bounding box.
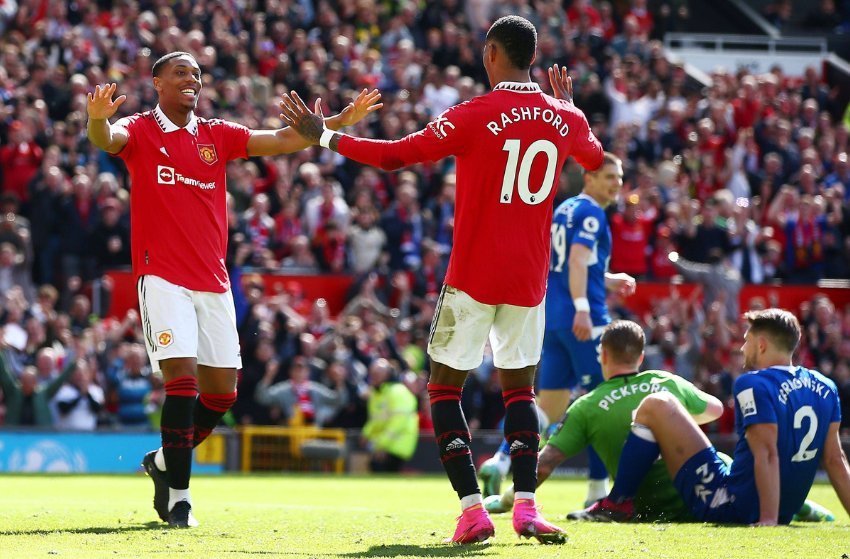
[548,65,573,103]
[572,311,593,341]
[279,91,326,144]
[87,83,126,120]
[337,88,383,127]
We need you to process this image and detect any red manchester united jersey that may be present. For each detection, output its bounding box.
[115,105,250,292]
[338,82,603,306]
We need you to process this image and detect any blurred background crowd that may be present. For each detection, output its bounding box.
[0,0,849,462]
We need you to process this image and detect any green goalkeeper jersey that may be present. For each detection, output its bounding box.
[548,370,710,521]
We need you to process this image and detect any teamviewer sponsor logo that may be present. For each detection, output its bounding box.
[158,165,175,184]
[156,165,216,190]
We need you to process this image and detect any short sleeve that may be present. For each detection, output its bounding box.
[113,114,140,159]
[547,400,588,457]
[570,204,606,250]
[217,120,251,161]
[669,375,709,417]
[734,374,776,427]
[826,378,842,424]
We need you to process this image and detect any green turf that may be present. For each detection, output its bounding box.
[0,474,847,558]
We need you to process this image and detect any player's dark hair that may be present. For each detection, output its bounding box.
[601,320,645,365]
[152,52,196,77]
[486,16,537,69]
[744,308,801,353]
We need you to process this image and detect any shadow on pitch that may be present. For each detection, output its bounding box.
[0,521,164,536]
[340,544,490,558]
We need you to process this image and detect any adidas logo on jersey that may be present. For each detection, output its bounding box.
[509,440,529,453]
[444,438,468,452]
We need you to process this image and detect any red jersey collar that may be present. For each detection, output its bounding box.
[153,104,199,136]
[493,81,541,93]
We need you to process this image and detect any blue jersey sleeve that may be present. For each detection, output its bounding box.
[734,374,776,427]
[825,377,842,424]
[569,203,606,251]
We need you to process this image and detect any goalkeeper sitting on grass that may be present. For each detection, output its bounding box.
[486,320,834,523]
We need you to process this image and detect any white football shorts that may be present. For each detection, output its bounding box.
[137,275,242,373]
[427,285,544,371]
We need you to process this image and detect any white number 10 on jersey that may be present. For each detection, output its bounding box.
[499,139,558,205]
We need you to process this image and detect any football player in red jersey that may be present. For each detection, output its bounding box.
[279,16,604,545]
[86,51,381,528]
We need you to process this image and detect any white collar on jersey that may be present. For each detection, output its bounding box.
[493,81,541,93]
[153,104,199,135]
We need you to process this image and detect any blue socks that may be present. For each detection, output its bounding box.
[588,446,608,481]
[608,424,659,504]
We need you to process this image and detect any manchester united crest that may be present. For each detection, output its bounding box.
[156,329,174,348]
[198,144,218,165]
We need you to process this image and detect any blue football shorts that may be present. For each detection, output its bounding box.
[537,326,604,391]
[673,447,749,523]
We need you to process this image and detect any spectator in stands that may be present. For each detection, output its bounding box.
[361,358,418,472]
[107,343,153,427]
[768,186,842,283]
[243,193,277,267]
[33,347,59,386]
[281,235,320,272]
[423,173,455,257]
[0,242,34,303]
[89,197,130,272]
[610,194,653,279]
[802,0,844,30]
[348,206,386,275]
[669,249,742,320]
[824,152,850,193]
[53,357,104,430]
[56,173,99,283]
[304,180,350,238]
[323,359,368,429]
[0,0,847,439]
[381,175,423,270]
[0,120,43,204]
[648,225,677,280]
[0,355,74,427]
[254,355,348,427]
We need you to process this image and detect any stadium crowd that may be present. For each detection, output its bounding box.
[0,1,849,452]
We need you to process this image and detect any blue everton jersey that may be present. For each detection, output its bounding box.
[726,366,841,524]
[546,193,611,329]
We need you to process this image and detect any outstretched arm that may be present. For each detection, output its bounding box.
[86,83,129,154]
[43,357,78,400]
[247,89,382,156]
[278,90,460,171]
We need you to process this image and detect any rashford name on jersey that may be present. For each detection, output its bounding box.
[335,81,604,307]
[486,105,572,137]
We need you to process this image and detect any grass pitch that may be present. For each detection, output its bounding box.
[0,474,847,558]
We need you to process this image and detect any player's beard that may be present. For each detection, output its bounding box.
[743,349,756,371]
